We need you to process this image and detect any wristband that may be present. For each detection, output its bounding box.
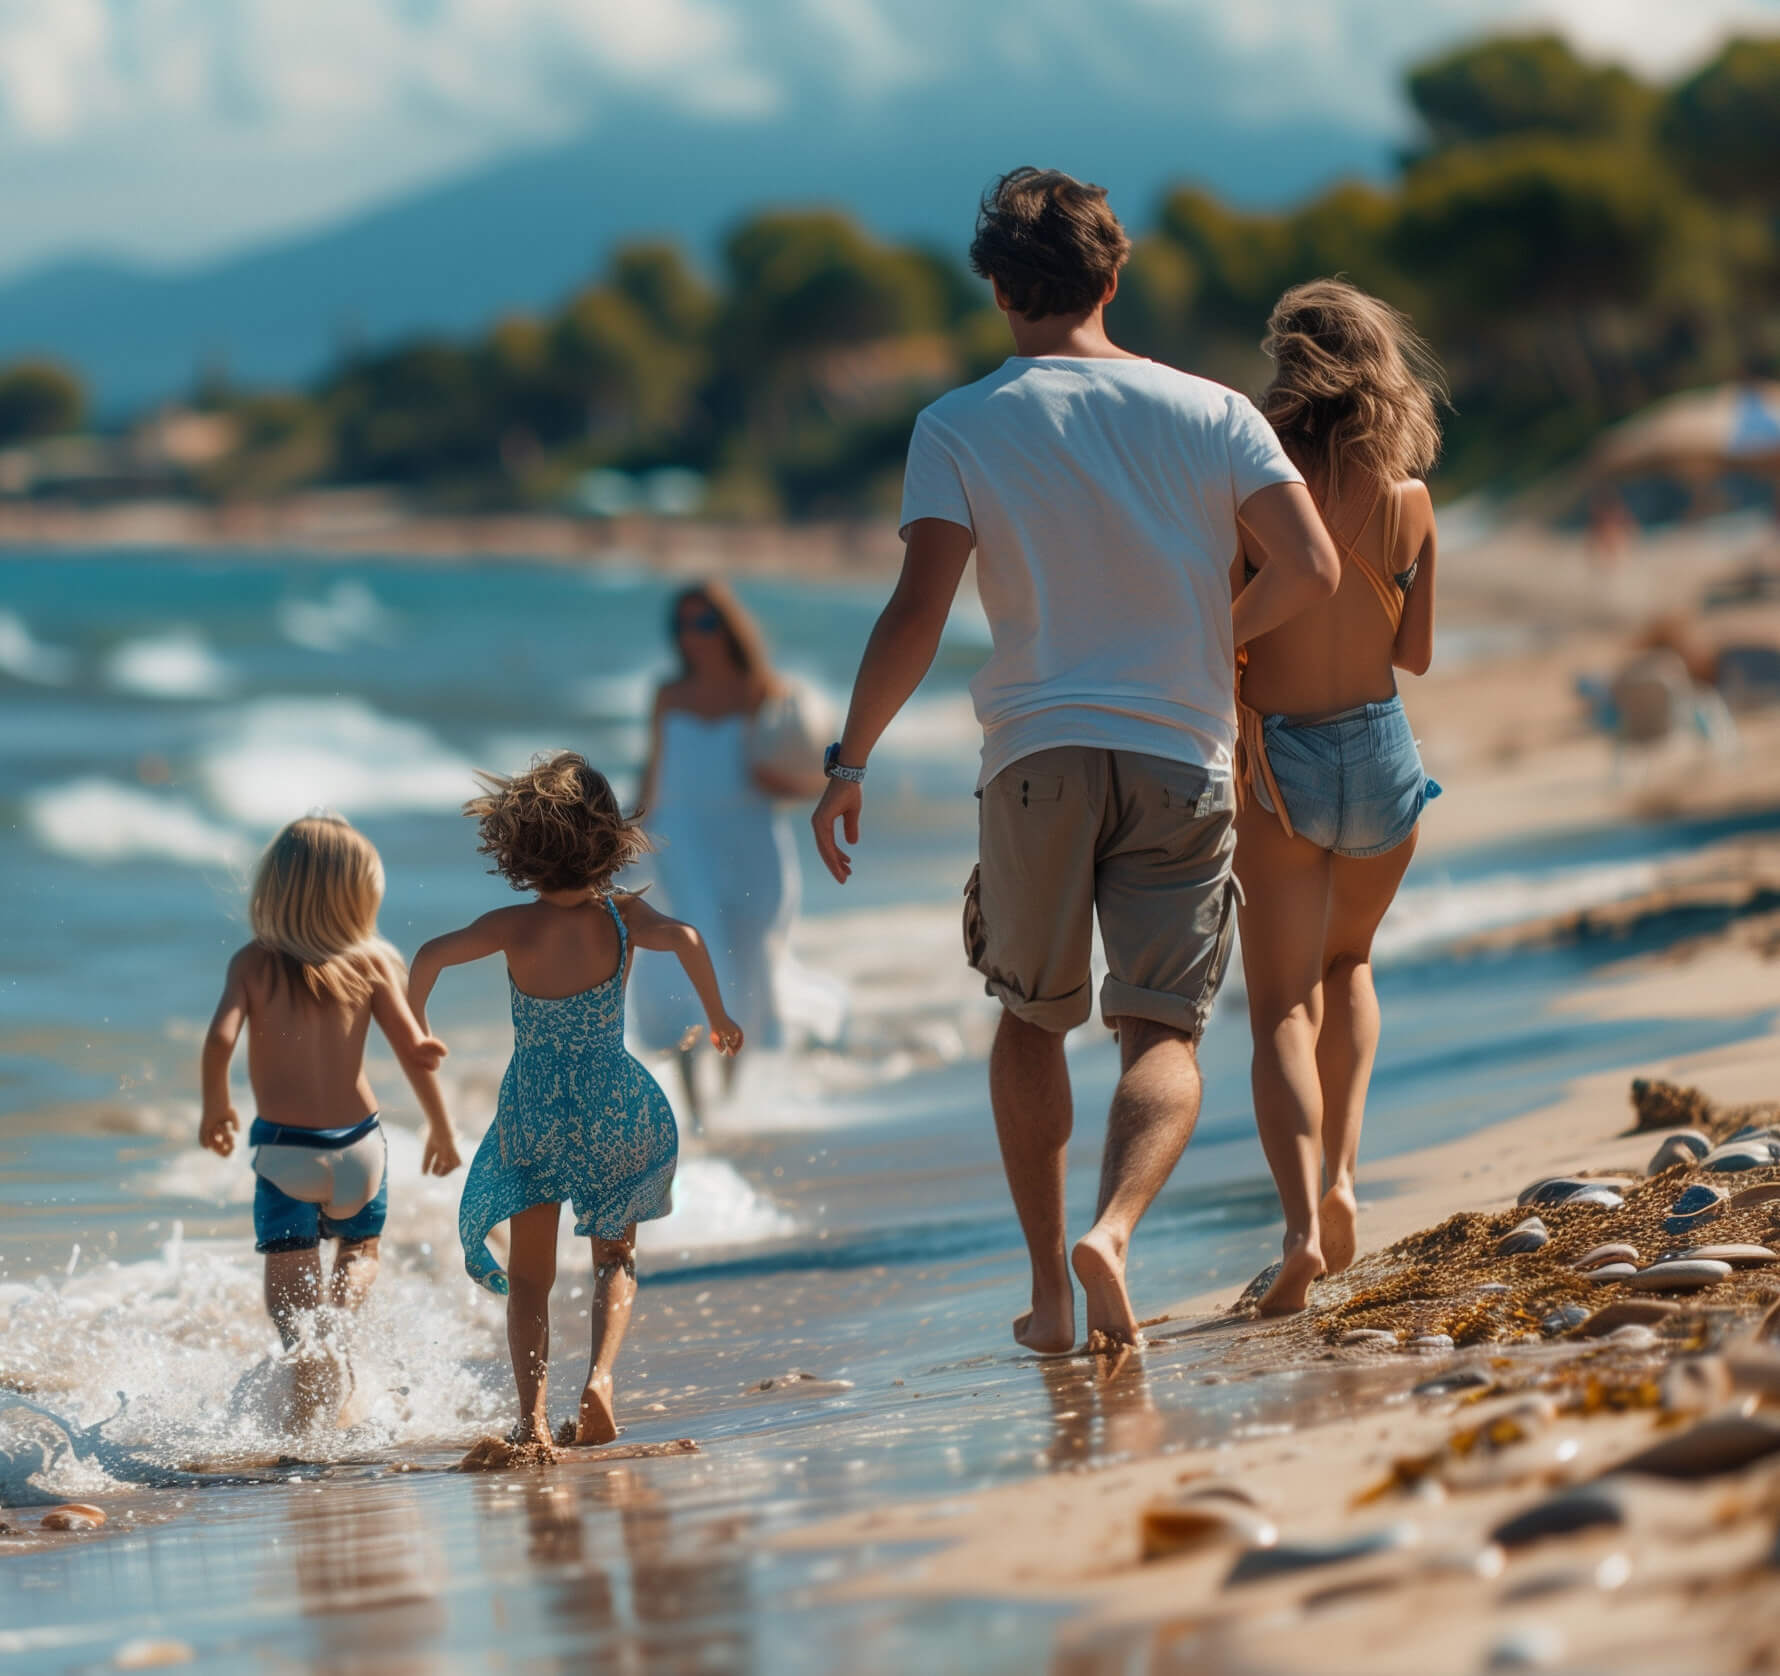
[823,743,866,784]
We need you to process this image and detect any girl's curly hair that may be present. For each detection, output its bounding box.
[1260,278,1448,496]
[465,752,649,895]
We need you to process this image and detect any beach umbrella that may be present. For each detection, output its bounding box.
[1588,381,1780,478]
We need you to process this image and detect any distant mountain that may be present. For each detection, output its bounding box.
[0,89,1390,417]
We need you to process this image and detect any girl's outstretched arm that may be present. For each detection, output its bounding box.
[619,894,744,1055]
[407,911,514,1031]
[199,948,251,1157]
[370,952,461,1177]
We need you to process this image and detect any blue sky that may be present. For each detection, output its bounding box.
[0,0,1775,279]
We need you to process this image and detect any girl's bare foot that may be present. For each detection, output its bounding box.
[1256,1235,1325,1316]
[1071,1228,1139,1348]
[1320,1182,1359,1274]
[1013,1300,1075,1357]
[574,1373,619,1446]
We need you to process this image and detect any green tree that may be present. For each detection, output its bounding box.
[1662,37,1780,204]
[610,242,717,344]
[1406,33,1656,152]
[0,360,84,444]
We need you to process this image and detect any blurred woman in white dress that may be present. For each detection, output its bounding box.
[631,581,825,1129]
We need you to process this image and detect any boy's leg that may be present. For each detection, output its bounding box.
[328,1237,381,1311]
[263,1248,322,1349]
[506,1201,561,1443]
[576,1224,639,1446]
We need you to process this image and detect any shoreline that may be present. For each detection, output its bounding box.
[779,923,1780,1673]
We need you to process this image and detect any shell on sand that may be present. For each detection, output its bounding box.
[1574,1243,1639,1271]
[1408,1334,1455,1351]
[1612,1414,1780,1481]
[1489,1483,1626,1548]
[1140,1497,1278,1561]
[1671,1183,1729,1214]
[1646,1131,1711,1172]
[1562,1185,1626,1209]
[1338,1329,1399,1348]
[1225,1520,1419,1585]
[1728,1183,1780,1211]
[1496,1216,1550,1256]
[1541,1306,1591,1335]
[1586,1263,1639,1284]
[1608,1324,1660,1349]
[1625,1259,1733,1292]
[1701,1147,1779,1173]
[40,1504,106,1531]
[1582,1299,1680,1336]
[1517,1177,1631,1208]
[1668,1244,1777,1267]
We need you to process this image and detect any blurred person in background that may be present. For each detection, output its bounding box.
[631,581,824,1130]
[1232,280,1446,1315]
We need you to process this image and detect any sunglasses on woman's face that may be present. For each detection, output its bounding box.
[678,609,723,635]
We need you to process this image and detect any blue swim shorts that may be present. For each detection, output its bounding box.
[250,1114,389,1254]
[1251,696,1442,859]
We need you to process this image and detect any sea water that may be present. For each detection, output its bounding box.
[0,549,1772,1672]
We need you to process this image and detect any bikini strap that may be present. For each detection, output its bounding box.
[1333,487,1405,633]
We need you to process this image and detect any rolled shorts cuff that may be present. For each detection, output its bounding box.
[984,975,1094,1035]
[1099,975,1212,1042]
[255,1234,321,1256]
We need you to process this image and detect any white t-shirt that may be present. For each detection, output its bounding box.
[899,356,1302,787]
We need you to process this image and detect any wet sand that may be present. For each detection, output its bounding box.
[785,925,1780,1675]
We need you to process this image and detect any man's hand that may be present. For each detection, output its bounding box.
[422,1124,463,1177]
[199,1103,239,1158]
[812,777,863,883]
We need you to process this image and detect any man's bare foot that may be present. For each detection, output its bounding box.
[1320,1182,1359,1274]
[1072,1228,1139,1348]
[1013,1284,1075,1357]
[573,1373,619,1446]
[1255,1237,1325,1316]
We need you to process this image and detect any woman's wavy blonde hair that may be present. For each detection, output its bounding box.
[1260,279,1447,497]
[250,814,394,1008]
[466,751,649,896]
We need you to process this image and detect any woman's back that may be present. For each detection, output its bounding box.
[1239,477,1434,718]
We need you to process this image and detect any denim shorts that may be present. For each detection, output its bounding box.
[1251,696,1441,859]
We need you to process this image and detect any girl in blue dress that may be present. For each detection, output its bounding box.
[410,752,742,1450]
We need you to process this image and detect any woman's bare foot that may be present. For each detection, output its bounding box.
[574,1373,619,1446]
[1071,1228,1139,1348]
[1256,1235,1325,1316]
[1320,1182,1359,1274]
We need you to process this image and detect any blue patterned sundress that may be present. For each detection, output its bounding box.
[458,895,678,1296]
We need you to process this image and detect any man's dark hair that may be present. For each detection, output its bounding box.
[968,167,1132,321]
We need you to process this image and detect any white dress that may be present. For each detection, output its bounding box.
[629,710,798,1053]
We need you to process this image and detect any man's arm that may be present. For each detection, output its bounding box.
[1231,481,1341,646]
[812,517,973,883]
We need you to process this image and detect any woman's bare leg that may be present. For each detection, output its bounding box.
[576,1226,639,1445]
[506,1201,561,1443]
[1315,833,1418,1273]
[1235,806,1333,1315]
[676,1050,704,1138]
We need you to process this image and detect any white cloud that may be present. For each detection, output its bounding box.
[0,0,1772,274]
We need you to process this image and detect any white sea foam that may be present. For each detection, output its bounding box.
[25,778,252,869]
[102,628,235,699]
[200,696,477,826]
[639,1156,799,1257]
[275,579,395,653]
[0,609,74,685]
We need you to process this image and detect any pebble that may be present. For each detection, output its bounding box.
[1496,1216,1550,1256]
[1724,1346,1780,1399]
[1625,1258,1733,1292]
[1486,1624,1567,1670]
[1581,1299,1679,1336]
[1607,1324,1658,1349]
[1729,1183,1780,1211]
[1586,1263,1638,1284]
[1669,1244,1777,1267]
[1407,1334,1455,1352]
[40,1504,106,1532]
[1573,1243,1638,1271]
[1338,1328,1399,1348]
[1517,1177,1629,1208]
[1490,1483,1626,1548]
[1613,1413,1780,1481]
[1646,1131,1711,1173]
[1540,1306,1591,1336]
[1661,1356,1733,1414]
[1140,1497,1278,1561]
[1225,1520,1419,1585]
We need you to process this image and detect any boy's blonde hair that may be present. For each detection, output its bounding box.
[1260,278,1447,496]
[466,751,649,895]
[250,814,393,1007]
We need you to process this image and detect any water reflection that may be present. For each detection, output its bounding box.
[1038,1350,1165,1470]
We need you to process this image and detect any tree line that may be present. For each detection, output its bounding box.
[5,31,1778,515]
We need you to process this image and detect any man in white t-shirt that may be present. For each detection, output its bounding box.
[812,168,1339,1352]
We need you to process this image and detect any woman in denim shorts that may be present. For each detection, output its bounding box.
[1232,279,1447,1316]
